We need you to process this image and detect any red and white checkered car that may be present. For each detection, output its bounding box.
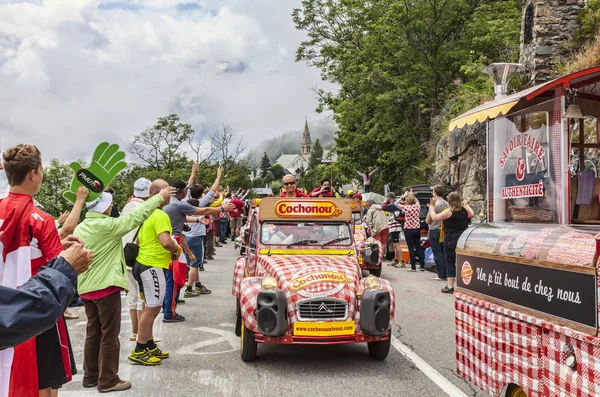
[231,197,395,362]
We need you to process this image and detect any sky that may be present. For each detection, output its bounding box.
[0,0,334,168]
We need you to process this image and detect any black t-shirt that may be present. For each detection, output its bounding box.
[443,208,469,249]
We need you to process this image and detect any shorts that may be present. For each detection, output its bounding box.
[133,261,166,308]
[231,217,243,230]
[36,323,76,389]
[390,231,400,243]
[127,269,143,311]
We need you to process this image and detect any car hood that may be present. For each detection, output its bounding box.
[257,254,360,302]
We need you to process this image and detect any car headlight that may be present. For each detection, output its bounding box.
[364,275,380,291]
[261,276,278,291]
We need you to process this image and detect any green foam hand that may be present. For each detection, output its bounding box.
[63,142,127,204]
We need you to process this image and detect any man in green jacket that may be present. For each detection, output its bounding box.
[74,185,175,393]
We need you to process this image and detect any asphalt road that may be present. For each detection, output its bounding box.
[61,243,491,397]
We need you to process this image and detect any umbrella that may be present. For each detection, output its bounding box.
[361,192,385,204]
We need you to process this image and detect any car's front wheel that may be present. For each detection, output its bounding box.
[240,321,257,362]
[367,330,391,360]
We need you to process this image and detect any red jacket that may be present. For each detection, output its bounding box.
[280,189,309,198]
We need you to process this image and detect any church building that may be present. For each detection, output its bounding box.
[275,119,313,175]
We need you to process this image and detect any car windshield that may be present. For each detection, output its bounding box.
[352,212,363,227]
[260,222,353,247]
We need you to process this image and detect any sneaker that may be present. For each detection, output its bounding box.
[393,262,406,268]
[82,381,98,388]
[441,286,455,294]
[128,349,161,366]
[184,290,200,298]
[420,268,425,271]
[406,269,416,272]
[163,314,186,323]
[129,333,137,342]
[215,243,223,248]
[176,299,186,304]
[148,347,169,359]
[99,380,132,393]
[199,267,205,271]
[197,285,212,294]
[206,256,214,260]
[221,240,228,244]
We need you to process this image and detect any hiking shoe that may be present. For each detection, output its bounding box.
[148,347,169,359]
[441,286,455,294]
[82,382,98,388]
[128,349,161,366]
[99,380,132,393]
[197,285,212,294]
[163,314,185,323]
[184,290,200,298]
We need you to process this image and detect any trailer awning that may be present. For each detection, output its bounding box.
[448,66,600,131]
[448,100,519,131]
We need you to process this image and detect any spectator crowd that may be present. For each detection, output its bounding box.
[0,143,472,396]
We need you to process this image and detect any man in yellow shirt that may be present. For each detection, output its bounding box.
[130,180,182,366]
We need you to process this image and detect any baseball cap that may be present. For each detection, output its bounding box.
[386,192,396,198]
[133,177,151,198]
[354,193,362,200]
[171,180,187,192]
[87,192,113,214]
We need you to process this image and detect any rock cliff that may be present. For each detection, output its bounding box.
[432,123,487,223]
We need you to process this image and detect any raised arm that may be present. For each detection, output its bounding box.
[187,162,199,188]
[58,186,89,239]
[210,167,224,193]
[464,199,475,219]
[428,199,452,222]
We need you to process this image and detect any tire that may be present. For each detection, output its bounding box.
[235,300,242,337]
[367,331,391,360]
[240,321,257,362]
[370,261,382,277]
[505,384,527,397]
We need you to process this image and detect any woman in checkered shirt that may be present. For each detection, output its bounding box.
[380,191,425,272]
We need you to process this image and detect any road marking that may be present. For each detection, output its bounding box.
[391,336,469,397]
[175,326,239,355]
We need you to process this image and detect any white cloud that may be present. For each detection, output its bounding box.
[0,0,334,165]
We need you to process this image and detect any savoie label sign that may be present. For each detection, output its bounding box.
[457,253,597,329]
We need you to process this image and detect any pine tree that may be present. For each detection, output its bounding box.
[260,152,271,178]
[308,139,324,169]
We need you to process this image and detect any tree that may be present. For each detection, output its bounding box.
[308,139,324,169]
[260,152,271,178]
[36,159,76,216]
[293,0,521,185]
[129,114,194,171]
[270,164,286,181]
[208,124,248,175]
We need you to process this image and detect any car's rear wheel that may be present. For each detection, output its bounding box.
[505,384,527,397]
[367,330,391,360]
[240,321,257,362]
[370,261,382,277]
[235,300,242,337]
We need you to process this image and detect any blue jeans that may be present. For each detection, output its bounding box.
[429,229,446,278]
[219,219,228,242]
[444,243,457,278]
[185,235,205,268]
[162,268,181,319]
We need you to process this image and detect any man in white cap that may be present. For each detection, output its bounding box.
[121,178,151,342]
[73,184,175,392]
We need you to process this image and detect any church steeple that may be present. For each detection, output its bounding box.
[301,116,313,160]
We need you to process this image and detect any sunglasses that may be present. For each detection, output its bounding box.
[283,181,296,186]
